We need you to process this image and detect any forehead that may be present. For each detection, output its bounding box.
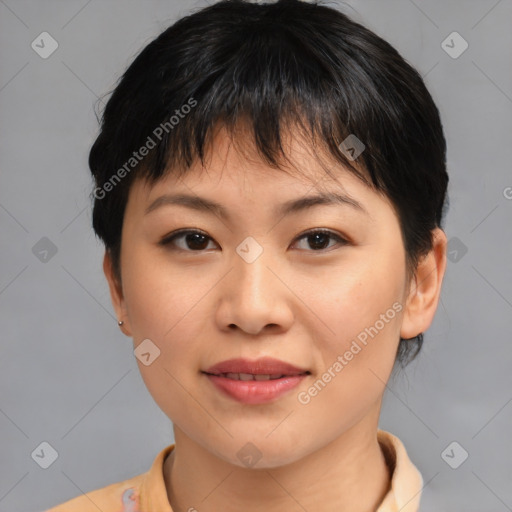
[123,124,404,237]
[136,123,373,203]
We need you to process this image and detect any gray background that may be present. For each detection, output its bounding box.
[1,0,511,511]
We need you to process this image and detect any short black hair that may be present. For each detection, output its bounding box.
[89,0,449,367]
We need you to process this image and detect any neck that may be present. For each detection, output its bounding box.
[163,413,391,512]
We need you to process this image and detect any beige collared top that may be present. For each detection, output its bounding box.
[44,429,423,512]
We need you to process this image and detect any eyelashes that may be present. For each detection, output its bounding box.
[159,228,349,253]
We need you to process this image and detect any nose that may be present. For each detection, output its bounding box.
[215,244,294,336]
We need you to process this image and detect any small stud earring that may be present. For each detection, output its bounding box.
[118,320,124,326]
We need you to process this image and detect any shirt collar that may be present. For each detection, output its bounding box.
[376,430,424,512]
[140,429,423,512]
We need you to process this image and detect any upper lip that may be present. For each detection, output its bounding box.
[203,357,310,376]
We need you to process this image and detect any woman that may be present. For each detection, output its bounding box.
[45,0,448,510]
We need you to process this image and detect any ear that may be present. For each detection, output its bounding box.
[103,251,132,336]
[400,228,447,339]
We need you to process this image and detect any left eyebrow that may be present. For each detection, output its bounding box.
[144,191,370,220]
[277,191,370,217]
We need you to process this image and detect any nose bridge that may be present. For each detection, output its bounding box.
[217,234,291,334]
[233,235,273,303]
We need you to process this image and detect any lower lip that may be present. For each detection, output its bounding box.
[204,373,308,404]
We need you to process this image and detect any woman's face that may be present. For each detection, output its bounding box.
[106,125,442,468]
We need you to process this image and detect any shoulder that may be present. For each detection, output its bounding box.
[43,473,145,512]
[42,443,175,512]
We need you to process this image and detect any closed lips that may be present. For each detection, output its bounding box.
[205,372,309,380]
[203,356,310,377]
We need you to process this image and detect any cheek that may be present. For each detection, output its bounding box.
[121,247,214,396]
[305,248,404,379]
[122,246,205,338]
[296,271,402,435]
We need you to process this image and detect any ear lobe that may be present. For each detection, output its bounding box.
[400,228,448,340]
[103,251,132,336]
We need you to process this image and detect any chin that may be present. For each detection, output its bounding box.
[213,435,310,470]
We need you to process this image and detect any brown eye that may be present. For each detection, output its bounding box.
[160,229,216,252]
[292,229,348,252]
